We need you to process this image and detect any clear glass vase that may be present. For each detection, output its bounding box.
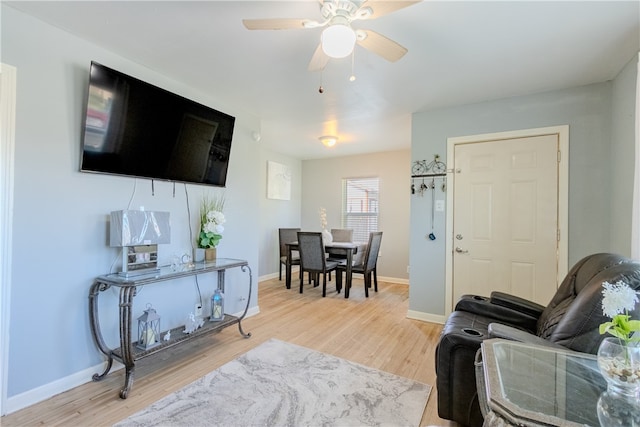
[597,337,640,398]
[597,390,640,426]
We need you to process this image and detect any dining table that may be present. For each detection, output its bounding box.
[285,241,362,298]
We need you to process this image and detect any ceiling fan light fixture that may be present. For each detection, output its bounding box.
[319,135,338,147]
[321,24,356,59]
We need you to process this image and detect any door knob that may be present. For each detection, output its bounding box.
[455,247,469,254]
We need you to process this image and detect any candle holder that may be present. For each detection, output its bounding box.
[211,289,225,321]
[137,304,160,350]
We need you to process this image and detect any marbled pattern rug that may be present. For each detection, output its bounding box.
[114,339,431,427]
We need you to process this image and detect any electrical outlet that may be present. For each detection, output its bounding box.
[194,303,203,317]
[407,266,410,273]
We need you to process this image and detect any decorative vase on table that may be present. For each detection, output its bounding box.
[322,228,333,244]
[205,247,217,261]
[199,192,225,264]
[597,390,640,426]
[597,337,640,398]
[193,248,205,262]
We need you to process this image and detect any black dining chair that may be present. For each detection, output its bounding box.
[327,228,354,264]
[278,228,300,281]
[336,231,383,298]
[297,232,341,297]
[330,228,354,243]
[326,228,354,280]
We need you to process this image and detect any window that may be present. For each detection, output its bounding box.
[342,177,379,242]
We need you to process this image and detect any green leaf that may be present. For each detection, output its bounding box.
[600,322,614,335]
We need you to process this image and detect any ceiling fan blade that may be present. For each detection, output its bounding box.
[359,1,421,19]
[308,43,330,71]
[356,29,408,62]
[242,18,311,30]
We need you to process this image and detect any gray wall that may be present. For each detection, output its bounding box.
[258,148,302,279]
[409,61,638,316]
[3,5,261,402]
[301,150,411,281]
[610,54,639,255]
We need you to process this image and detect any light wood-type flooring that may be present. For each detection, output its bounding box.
[2,276,458,426]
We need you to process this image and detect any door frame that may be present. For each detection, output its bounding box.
[1,62,17,416]
[444,125,569,315]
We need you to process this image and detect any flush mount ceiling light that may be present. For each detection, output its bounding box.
[321,22,356,59]
[319,135,338,147]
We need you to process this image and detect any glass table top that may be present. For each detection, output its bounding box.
[96,258,248,286]
[481,339,639,427]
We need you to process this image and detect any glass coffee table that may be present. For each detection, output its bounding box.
[478,339,640,426]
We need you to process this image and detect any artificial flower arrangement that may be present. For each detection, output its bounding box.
[319,207,328,230]
[198,193,226,249]
[599,280,640,344]
[597,280,640,392]
[318,207,332,243]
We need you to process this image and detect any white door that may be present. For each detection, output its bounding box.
[451,134,560,305]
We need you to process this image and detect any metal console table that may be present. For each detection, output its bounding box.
[89,258,252,399]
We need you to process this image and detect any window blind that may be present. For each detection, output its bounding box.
[341,177,379,242]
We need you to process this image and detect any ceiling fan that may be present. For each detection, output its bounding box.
[242,0,420,71]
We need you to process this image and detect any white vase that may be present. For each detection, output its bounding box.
[322,228,333,244]
[193,248,205,262]
[597,337,640,398]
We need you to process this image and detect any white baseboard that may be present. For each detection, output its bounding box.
[5,360,123,414]
[4,307,260,415]
[243,305,260,318]
[258,272,280,282]
[377,275,408,285]
[406,310,446,324]
[258,266,300,283]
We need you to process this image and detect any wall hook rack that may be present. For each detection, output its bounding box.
[411,155,447,194]
[411,154,448,178]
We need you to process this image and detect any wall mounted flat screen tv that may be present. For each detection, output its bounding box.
[80,61,235,187]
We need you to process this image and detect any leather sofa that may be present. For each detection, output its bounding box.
[435,253,640,427]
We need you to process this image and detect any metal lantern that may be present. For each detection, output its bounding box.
[211,289,225,321]
[137,304,161,350]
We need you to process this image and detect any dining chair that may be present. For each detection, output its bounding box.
[330,228,354,243]
[327,229,354,268]
[336,231,383,298]
[278,228,300,281]
[297,232,341,297]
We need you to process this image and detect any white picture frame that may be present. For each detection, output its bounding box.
[267,161,291,200]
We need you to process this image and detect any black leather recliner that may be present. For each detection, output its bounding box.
[435,253,640,427]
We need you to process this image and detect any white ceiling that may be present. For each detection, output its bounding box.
[7,1,640,159]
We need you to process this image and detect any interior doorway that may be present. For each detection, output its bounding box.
[444,126,569,314]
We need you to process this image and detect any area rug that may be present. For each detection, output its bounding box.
[114,338,431,427]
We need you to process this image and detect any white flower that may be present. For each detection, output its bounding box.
[199,193,226,249]
[206,210,225,225]
[601,281,640,318]
[213,211,225,225]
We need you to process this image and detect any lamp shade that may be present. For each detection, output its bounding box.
[110,210,171,247]
[321,24,356,59]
